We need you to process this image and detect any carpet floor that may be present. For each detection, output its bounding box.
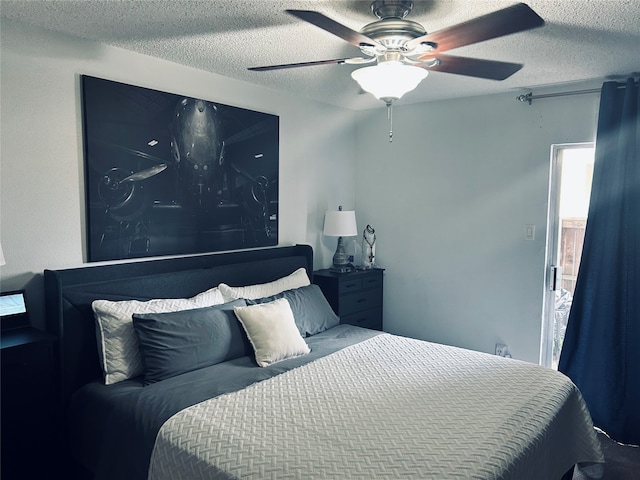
[573,430,640,480]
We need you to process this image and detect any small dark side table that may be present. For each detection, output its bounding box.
[1,326,58,479]
[313,268,384,331]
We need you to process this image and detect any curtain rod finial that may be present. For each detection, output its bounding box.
[516,92,533,105]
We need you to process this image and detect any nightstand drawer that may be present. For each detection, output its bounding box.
[341,308,382,330]
[1,341,55,409]
[361,274,382,289]
[339,278,362,294]
[340,288,382,316]
[2,341,52,371]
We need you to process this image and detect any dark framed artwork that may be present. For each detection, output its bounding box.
[81,75,279,262]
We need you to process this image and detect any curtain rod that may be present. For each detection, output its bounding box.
[516,88,601,105]
[517,80,638,105]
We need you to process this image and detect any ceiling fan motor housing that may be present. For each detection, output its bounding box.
[362,1,431,59]
[361,18,425,44]
[360,17,431,61]
[370,0,414,20]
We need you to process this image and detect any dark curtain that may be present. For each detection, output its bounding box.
[558,78,640,445]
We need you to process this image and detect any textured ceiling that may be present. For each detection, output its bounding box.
[1,0,639,110]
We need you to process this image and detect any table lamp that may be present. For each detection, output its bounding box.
[323,206,357,273]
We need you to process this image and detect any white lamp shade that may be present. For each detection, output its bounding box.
[351,61,428,101]
[323,210,357,237]
[0,243,5,266]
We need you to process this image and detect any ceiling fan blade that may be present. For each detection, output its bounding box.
[286,9,382,49]
[248,57,371,72]
[406,3,544,53]
[422,54,523,80]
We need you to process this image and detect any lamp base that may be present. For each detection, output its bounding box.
[331,236,352,273]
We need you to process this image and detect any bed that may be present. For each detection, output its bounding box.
[44,244,604,480]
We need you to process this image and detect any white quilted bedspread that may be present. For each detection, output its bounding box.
[148,334,603,480]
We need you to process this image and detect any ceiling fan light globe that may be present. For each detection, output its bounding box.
[351,61,428,101]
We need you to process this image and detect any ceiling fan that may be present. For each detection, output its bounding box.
[249,1,544,105]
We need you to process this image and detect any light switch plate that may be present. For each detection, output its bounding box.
[525,224,535,240]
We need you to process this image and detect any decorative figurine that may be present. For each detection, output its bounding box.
[362,224,376,269]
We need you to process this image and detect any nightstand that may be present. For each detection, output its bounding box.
[1,327,58,479]
[313,268,384,330]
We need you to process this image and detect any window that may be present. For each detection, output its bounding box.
[543,144,594,369]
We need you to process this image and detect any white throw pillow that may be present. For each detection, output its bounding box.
[218,267,310,301]
[234,298,311,367]
[92,287,225,385]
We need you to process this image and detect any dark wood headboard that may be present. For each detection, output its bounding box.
[44,245,313,409]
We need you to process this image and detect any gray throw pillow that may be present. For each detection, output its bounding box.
[132,299,247,384]
[247,284,339,337]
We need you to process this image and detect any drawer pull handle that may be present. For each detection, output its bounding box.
[357,299,367,303]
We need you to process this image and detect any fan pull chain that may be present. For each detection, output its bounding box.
[387,101,393,143]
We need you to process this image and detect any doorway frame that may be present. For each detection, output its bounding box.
[540,142,594,368]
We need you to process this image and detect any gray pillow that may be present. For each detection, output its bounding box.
[247,284,339,337]
[132,299,247,384]
[92,286,225,385]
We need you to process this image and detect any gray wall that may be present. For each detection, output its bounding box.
[0,19,357,329]
[354,92,600,363]
[1,18,604,364]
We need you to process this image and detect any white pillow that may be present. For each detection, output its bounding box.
[233,298,311,367]
[92,286,225,385]
[218,267,310,301]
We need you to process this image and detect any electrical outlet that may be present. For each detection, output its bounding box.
[495,343,510,357]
